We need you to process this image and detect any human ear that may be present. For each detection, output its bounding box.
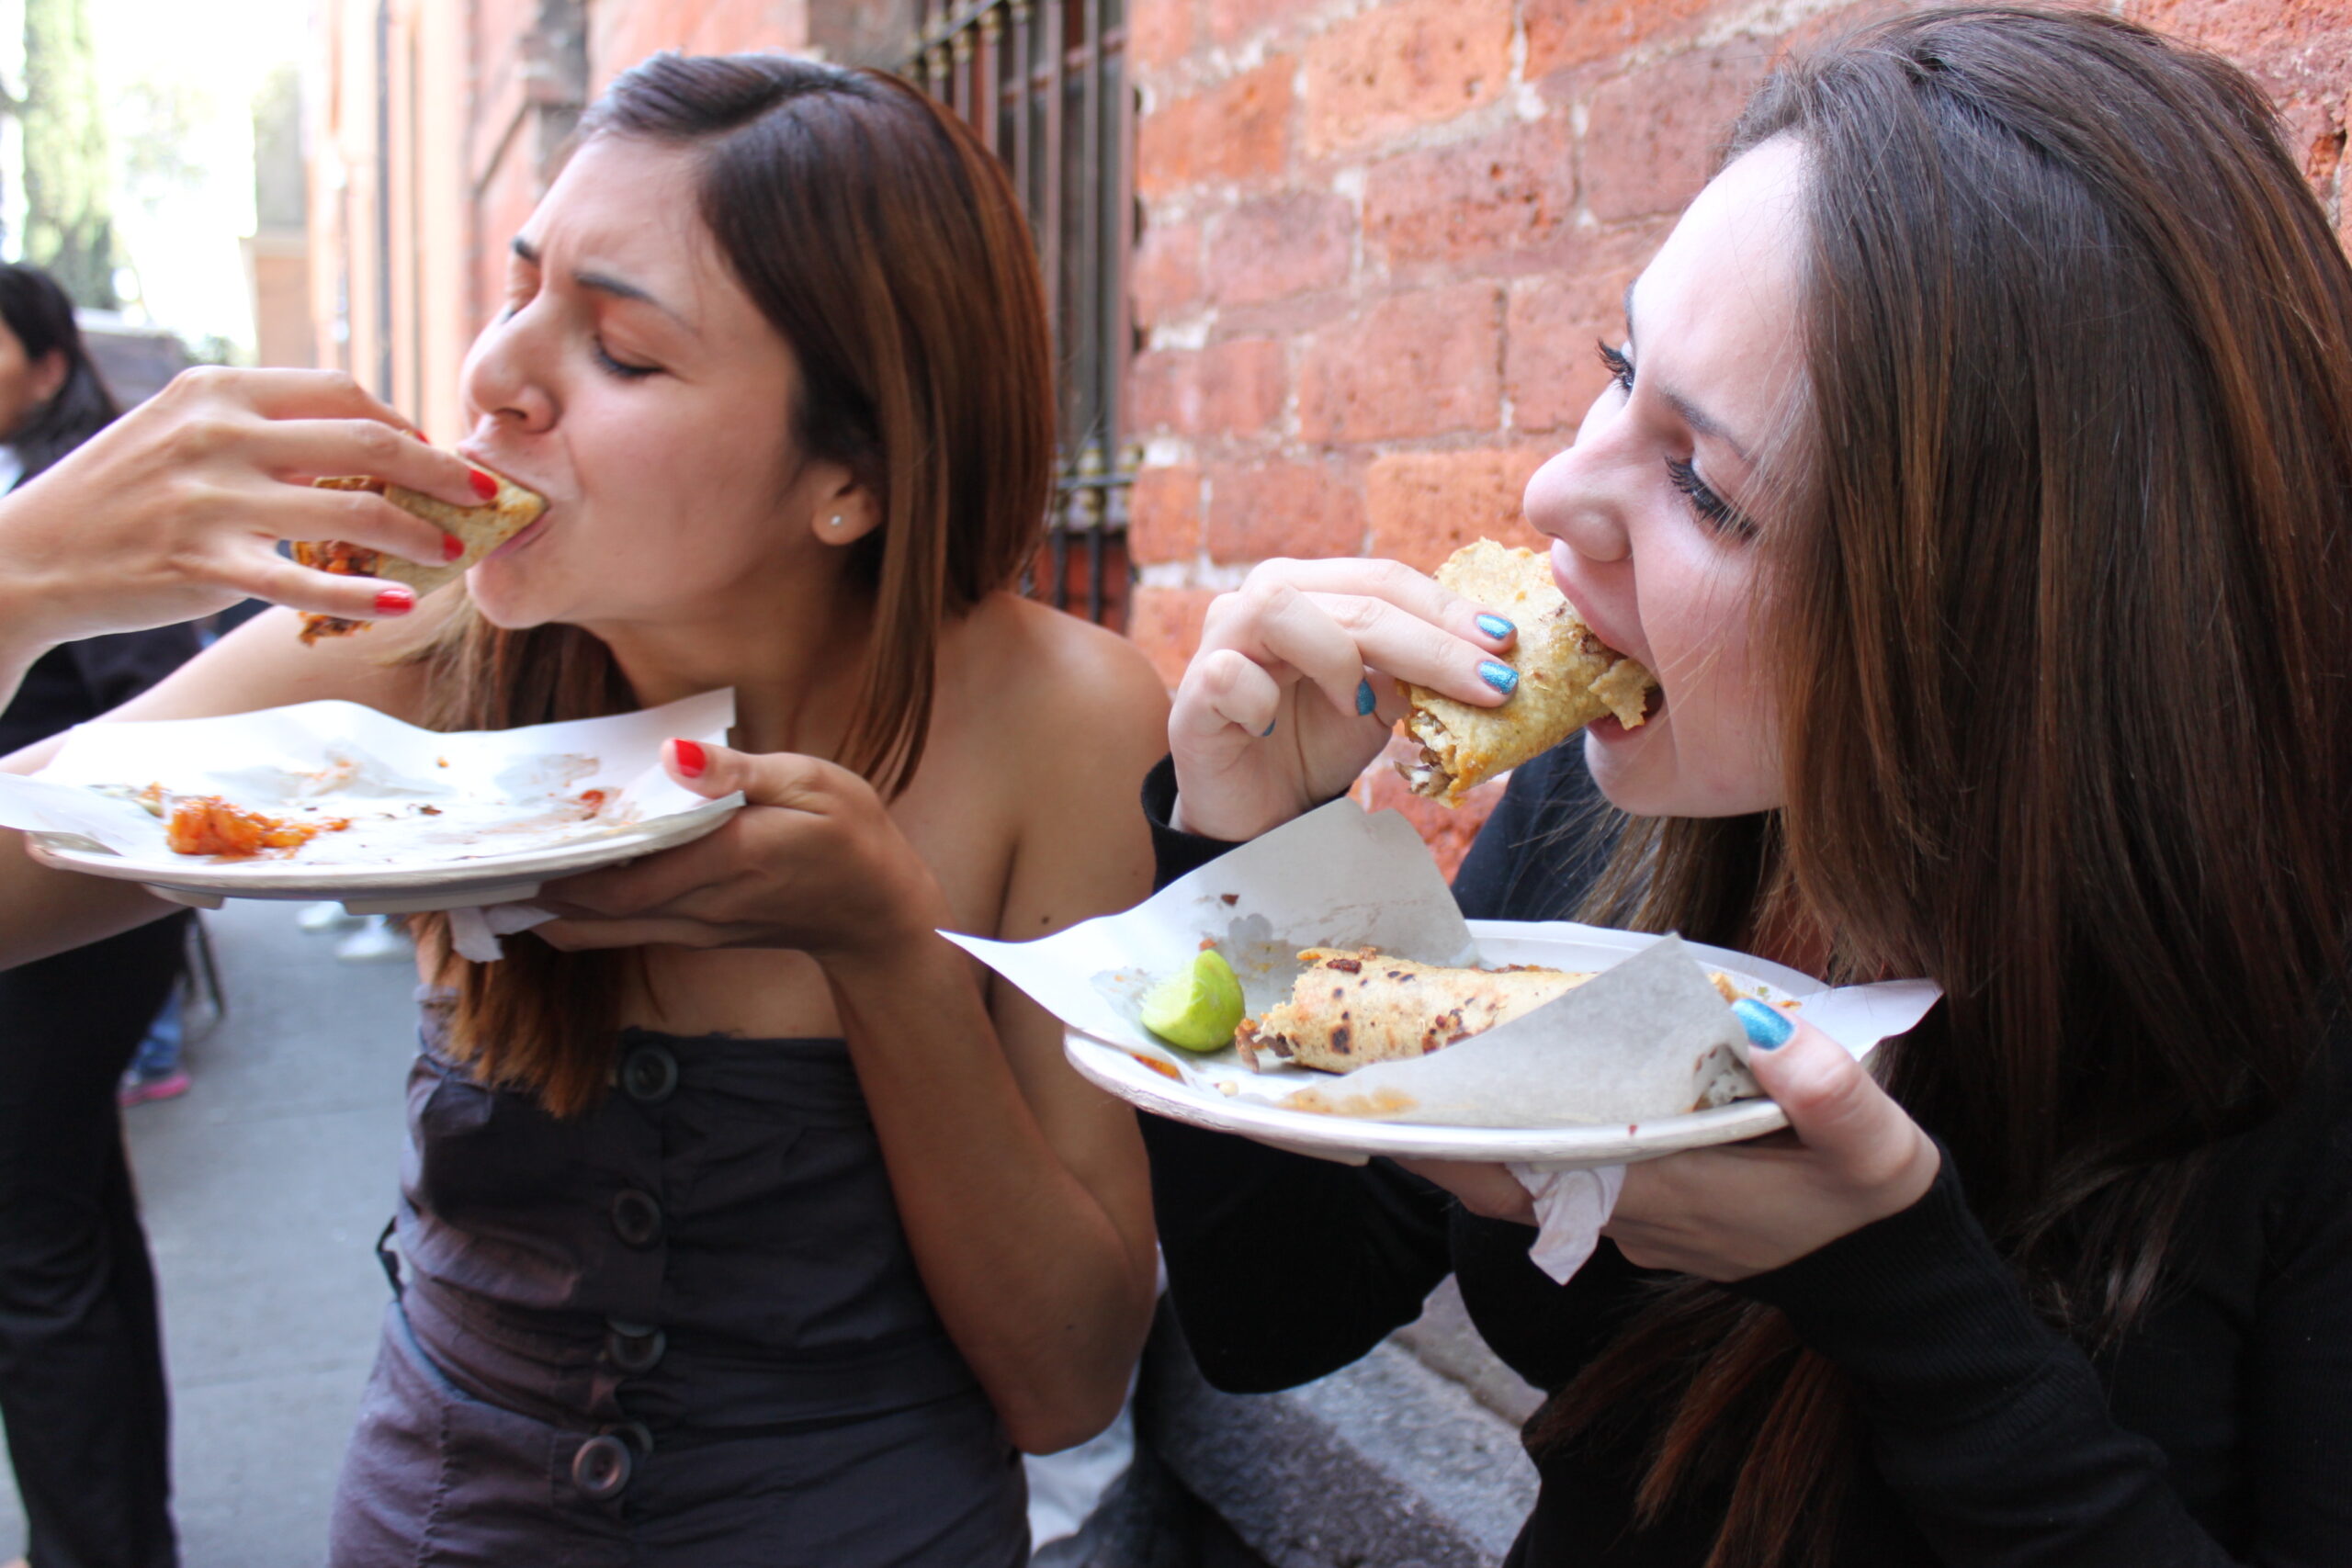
[27,350,67,409]
[808,470,881,547]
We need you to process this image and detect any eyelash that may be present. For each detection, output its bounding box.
[1592,340,1757,542]
[1598,340,1634,394]
[593,338,658,380]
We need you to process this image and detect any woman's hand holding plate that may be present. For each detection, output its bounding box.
[530,738,947,961]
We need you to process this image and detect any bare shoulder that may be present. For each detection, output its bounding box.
[945,597,1165,938]
[952,593,1169,765]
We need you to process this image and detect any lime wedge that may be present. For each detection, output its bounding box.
[1139,949,1247,1053]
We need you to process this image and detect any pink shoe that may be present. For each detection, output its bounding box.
[119,1069,191,1108]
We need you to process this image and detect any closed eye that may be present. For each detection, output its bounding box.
[593,338,659,379]
[1664,456,1758,542]
[1600,341,1758,541]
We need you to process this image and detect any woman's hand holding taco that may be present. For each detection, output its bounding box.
[0,367,487,669]
[1168,556,1521,842]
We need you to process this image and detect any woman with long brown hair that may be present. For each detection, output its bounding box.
[0,53,1162,1564]
[1148,7,2352,1563]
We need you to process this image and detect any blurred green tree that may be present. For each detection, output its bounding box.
[20,0,120,309]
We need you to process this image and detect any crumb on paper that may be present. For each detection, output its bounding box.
[1126,1052,1183,1082]
[1216,1081,1239,1096]
[1197,936,1217,953]
[436,757,448,768]
[300,756,360,793]
[1281,1084,1417,1118]
[1219,893,1238,906]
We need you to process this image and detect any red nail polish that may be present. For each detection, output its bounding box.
[374,586,414,615]
[671,739,707,778]
[469,468,498,502]
[441,532,465,562]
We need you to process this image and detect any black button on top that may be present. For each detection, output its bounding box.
[571,1433,632,1499]
[610,1190,663,1248]
[619,1043,679,1105]
[604,1318,666,1374]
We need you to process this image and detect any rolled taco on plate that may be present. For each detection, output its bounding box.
[1237,946,1741,1073]
[1397,539,1657,806]
[292,468,546,644]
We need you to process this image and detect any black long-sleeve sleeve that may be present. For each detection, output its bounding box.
[1137,752,2352,1565]
[0,623,201,757]
[1138,757,1457,1391]
[1137,751,1618,1393]
[1718,1056,2352,1568]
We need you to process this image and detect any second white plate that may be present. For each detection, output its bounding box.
[25,793,744,914]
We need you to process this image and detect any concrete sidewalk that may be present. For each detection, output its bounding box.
[0,901,422,1568]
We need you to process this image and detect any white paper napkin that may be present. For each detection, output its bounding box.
[447,902,559,963]
[1507,1161,1626,1283]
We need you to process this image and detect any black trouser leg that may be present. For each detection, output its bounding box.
[0,914,189,1568]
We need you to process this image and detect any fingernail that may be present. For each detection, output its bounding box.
[469,468,498,502]
[406,427,426,441]
[441,532,465,562]
[1733,998,1794,1050]
[1478,660,1520,695]
[1476,613,1516,641]
[1355,679,1377,716]
[671,739,707,778]
[374,586,414,616]
[1260,719,1277,738]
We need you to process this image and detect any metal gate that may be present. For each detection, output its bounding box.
[906,0,1136,629]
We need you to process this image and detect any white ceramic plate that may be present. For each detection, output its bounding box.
[1066,1028,1795,1168]
[23,794,742,915]
[1063,922,1820,1168]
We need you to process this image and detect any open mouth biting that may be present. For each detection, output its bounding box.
[1590,682,1667,738]
[482,511,552,562]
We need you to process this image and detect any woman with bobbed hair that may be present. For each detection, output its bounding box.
[1148,8,2352,1564]
[0,53,1163,1565]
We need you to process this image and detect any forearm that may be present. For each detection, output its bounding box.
[1144,1113,1453,1392]
[823,932,1158,1453]
[0,829,183,970]
[1737,1160,2235,1565]
[0,575,63,714]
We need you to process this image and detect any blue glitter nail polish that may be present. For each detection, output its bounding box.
[1476,613,1516,640]
[1733,998,1794,1050]
[1261,718,1277,738]
[1478,660,1520,695]
[1355,679,1377,716]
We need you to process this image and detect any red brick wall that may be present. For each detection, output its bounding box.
[590,0,812,92]
[1122,0,2352,863]
[310,0,841,435]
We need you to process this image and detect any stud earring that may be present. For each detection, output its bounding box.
[828,514,845,529]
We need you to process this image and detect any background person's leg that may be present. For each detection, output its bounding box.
[0,914,188,1568]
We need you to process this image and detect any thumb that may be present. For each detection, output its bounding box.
[663,737,732,796]
[663,737,839,811]
[1733,1003,1902,1170]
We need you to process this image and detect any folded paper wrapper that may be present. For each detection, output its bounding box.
[946,796,1943,1282]
[0,689,739,948]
